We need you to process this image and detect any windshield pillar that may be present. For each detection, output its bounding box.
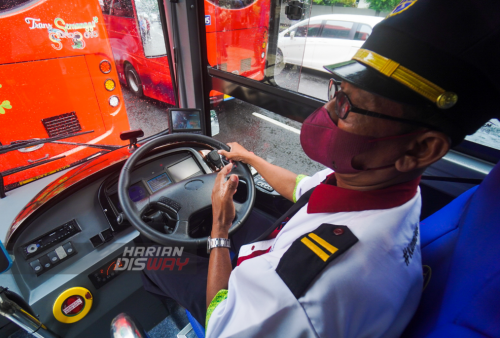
[164,1,208,126]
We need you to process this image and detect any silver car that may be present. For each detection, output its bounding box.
[277,14,384,73]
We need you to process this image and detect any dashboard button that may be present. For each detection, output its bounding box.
[55,246,67,259]
[39,256,52,269]
[47,251,60,263]
[90,235,103,248]
[27,244,38,254]
[101,229,113,242]
[63,242,75,255]
[29,260,43,273]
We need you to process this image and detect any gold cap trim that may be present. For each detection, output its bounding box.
[352,49,457,109]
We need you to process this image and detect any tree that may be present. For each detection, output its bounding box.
[366,0,400,15]
[312,0,356,6]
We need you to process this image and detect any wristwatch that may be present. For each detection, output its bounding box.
[207,236,231,253]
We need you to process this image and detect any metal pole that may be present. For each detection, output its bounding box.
[0,288,59,338]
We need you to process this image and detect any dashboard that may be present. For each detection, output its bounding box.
[6,145,279,337]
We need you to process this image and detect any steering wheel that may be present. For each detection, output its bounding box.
[118,134,255,249]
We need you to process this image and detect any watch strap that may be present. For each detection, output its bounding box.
[207,236,231,253]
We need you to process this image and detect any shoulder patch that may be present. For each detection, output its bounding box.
[276,224,358,298]
[388,0,418,17]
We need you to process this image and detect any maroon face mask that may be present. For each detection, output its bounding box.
[300,106,421,174]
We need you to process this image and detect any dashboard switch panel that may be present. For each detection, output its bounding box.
[21,220,81,259]
[29,242,77,276]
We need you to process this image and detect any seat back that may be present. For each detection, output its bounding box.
[403,162,500,337]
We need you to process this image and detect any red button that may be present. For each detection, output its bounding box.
[62,296,84,316]
[333,228,344,236]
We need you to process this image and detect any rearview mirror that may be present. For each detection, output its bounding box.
[290,31,295,40]
[0,242,12,274]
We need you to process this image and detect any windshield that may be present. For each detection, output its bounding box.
[2,0,498,194]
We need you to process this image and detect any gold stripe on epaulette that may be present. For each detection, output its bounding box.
[308,233,338,254]
[301,237,329,261]
[352,49,457,109]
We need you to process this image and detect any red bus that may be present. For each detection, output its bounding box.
[100,0,269,104]
[205,0,270,80]
[0,0,130,189]
[100,0,175,103]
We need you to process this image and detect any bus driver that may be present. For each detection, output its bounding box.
[142,0,500,336]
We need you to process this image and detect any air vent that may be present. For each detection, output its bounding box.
[240,58,251,73]
[220,63,227,72]
[42,112,82,137]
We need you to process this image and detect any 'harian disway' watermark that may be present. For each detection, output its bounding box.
[115,246,190,272]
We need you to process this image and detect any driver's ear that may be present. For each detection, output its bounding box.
[395,130,450,172]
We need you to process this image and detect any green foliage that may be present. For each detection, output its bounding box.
[366,0,400,12]
[312,0,356,6]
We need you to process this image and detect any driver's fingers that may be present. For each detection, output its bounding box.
[225,174,239,196]
[215,163,233,188]
[218,149,230,158]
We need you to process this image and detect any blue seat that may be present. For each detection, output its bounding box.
[186,309,205,338]
[403,162,500,337]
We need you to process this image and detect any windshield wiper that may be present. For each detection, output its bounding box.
[0,130,122,155]
[0,131,94,154]
[1,156,66,177]
[0,155,66,199]
[50,140,121,151]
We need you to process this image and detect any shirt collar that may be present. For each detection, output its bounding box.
[307,174,421,214]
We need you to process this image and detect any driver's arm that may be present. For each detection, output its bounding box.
[207,164,239,308]
[218,142,298,201]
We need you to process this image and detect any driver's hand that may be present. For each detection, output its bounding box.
[211,163,239,237]
[218,142,254,164]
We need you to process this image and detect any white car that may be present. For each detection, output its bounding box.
[277,14,384,73]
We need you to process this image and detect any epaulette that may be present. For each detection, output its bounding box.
[276,224,358,298]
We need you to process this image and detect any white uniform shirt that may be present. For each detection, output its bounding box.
[206,169,423,338]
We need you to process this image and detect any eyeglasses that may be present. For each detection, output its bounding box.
[328,79,434,129]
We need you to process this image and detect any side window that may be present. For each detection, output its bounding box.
[354,24,372,41]
[295,23,308,37]
[133,0,168,57]
[284,27,296,38]
[321,20,354,39]
[307,22,322,37]
[208,0,256,9]
[111,0,134,18]
[99,0,112,14]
